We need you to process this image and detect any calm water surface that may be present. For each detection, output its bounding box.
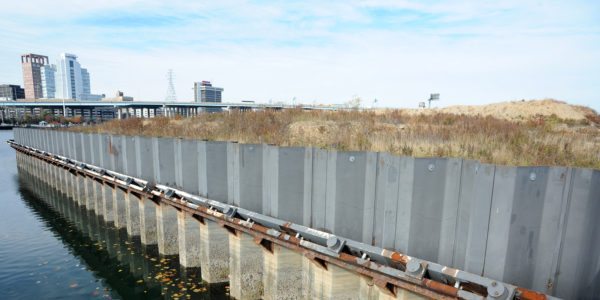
[0,130,230,299]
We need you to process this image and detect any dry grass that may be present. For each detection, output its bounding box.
[68,108,600,169]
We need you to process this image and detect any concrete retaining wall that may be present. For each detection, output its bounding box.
[13,127,600,299]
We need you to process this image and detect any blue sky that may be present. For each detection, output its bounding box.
[1,0,599,111]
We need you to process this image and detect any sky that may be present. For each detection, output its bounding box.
[1,0,599,111]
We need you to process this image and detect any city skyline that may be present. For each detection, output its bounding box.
[0,1,598,111]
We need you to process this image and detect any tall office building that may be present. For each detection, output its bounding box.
[81,68,90,96]
[194,81,223,113]
[55,53,101,101]
[194,81,223,102]
[21,53,49,99]
[40,64,56,99]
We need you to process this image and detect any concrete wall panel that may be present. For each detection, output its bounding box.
[407,158,448,262]
[135,136,154,182]
[311,148,328,231]
[89,133,98,166]
[81,133,90,164]
[553,168,600,299]
[179,139,199,193]
[100,134,112,170]
[330,151,376,243]
[453,161,495,275]
[73,132,83,162]
[373,153,400,249]
[152,137,176,186]
[123,135,136,175]
[109,135,124,173]
[273,147,310,225]
[205,142,228,202]
[236,144,263,212]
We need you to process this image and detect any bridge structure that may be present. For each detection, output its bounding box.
[0,100,354,121]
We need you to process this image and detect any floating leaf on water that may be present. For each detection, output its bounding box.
[70,283,78,288]
[136,280,143,283]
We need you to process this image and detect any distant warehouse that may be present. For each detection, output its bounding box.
[194,81,223,113]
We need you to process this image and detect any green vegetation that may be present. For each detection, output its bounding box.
[68,109,600,169]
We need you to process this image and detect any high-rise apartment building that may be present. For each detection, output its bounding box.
[40,64,56,99]
[21,54,49,99]
[55,53,101,101]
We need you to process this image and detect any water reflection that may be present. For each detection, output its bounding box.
[17,167,230,300]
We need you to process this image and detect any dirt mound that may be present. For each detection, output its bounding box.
[402,99,596,121]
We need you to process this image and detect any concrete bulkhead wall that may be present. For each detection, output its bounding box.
[12,127,600,300]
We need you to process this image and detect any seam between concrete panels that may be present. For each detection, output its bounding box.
[481,164,497,276]
[550,167,574,295]
[450,159,465,267]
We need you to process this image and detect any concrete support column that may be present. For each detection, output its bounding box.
[102,183,115,224]
[61,169,70,197]
[156,202,179,255]
[229,231,264,299]
[139,196,158,245]
[309,262,362,299]
[200,220,230,283]
[59,168,67,196]
[263,245,307,300]
[77,175,86,207]
[177,211,202,268]
[49,164,57,189]
[70,171,78,202]
[84,176,95,211]
[93,180,104,215]
[113,187,128,229]
[125,192,141,237]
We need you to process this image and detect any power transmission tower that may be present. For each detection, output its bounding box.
[165,69,177,102]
